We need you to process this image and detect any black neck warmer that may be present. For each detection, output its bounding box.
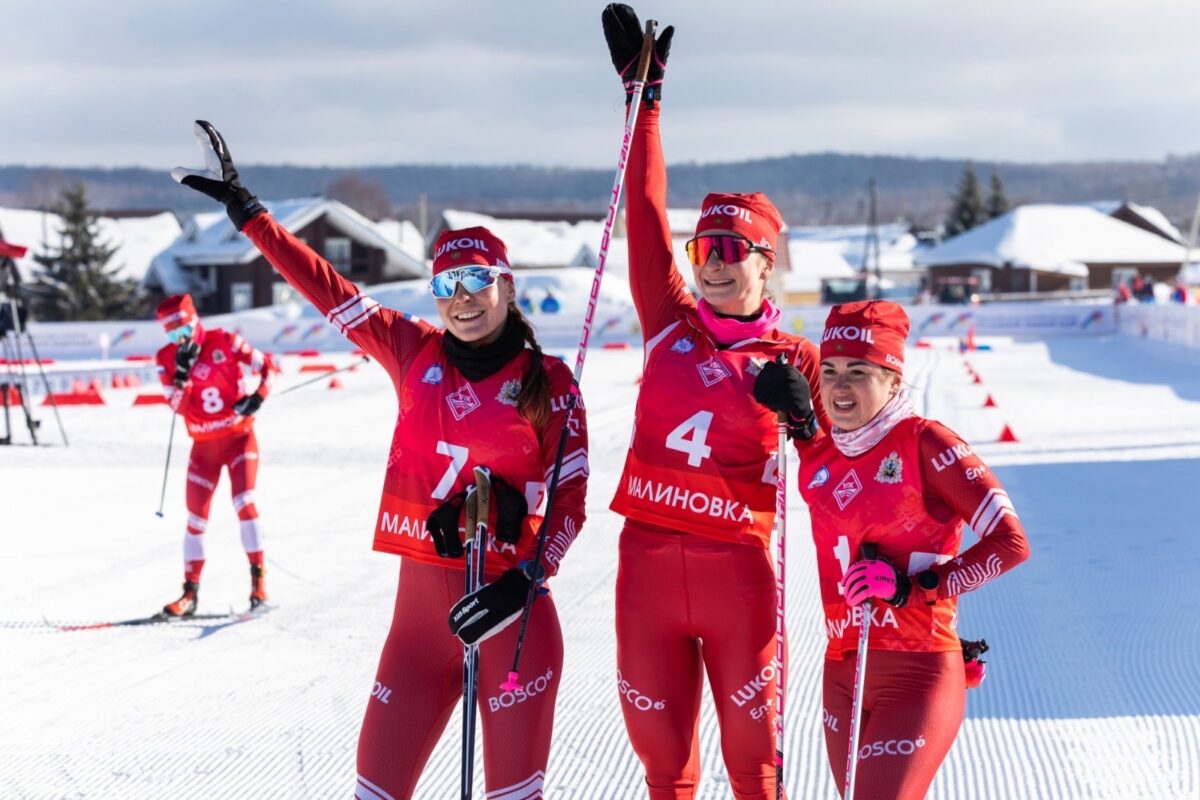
[443,316,527,382]
[711,307,764,323]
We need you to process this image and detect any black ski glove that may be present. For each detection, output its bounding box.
[753,359,817,440]
[172,121,266,231]
[602,4,673,105]
[173,339,201,387]
[491,476,529,545]
[233,393,264,417]
[448,567,530,646]
[427,490,468,559]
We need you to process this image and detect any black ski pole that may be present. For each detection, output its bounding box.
[274,355,369,397]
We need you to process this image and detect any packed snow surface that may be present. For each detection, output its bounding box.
[2,334,1198,799]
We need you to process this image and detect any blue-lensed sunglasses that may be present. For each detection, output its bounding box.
[429,266,508,299]
[166,324,194,343]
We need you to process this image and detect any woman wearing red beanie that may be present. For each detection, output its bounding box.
[173,122,589,799]
[602,6,829,797]
[754,300,1031,799]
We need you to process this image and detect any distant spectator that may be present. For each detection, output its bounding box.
[517,289,534,315]
[1137,274,1157,303]
[1114,284,1131,305]
[539,288,561,314]
[1172,278,1189,304]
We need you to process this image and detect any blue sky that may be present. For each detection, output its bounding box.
[5,0,1200,168]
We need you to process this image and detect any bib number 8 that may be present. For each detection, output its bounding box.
[666,410,713,468]
[201,386,224,414]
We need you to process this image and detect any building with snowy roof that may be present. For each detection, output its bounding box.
[0,206,181,287]
[916,204,1188,295]
[147,197,427,314]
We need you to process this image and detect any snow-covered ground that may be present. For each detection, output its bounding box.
[2,334,1199,799]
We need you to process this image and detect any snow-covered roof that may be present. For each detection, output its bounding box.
[917,204,1188,273]
[147,197,427,294]
[783,241,857,293]
[789,222,918,273]
[373,218,426,261]
[1081,200,1185,244]
[0,207,180,285]
[441,210,597,269]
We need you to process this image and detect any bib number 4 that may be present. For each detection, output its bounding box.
[665,410,714,467]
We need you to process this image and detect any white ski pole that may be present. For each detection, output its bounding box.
[844,542,878,799]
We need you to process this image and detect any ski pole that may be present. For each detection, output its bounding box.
[844,542,877,799]
[773,407,788,800]
[499,16,659,695]
[461,468,490,800]
[274,355,369,397]
[155,410,178,517]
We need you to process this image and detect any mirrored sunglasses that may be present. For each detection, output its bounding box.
[685,234,774,267]
[429,266,508,299]
[166,324,194,343]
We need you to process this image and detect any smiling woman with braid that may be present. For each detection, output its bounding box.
[173,121,589,800]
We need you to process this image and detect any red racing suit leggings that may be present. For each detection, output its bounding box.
[822,649,965,800]
[182,430,263,580]
[356,558,563,800]
[615,522,782,800]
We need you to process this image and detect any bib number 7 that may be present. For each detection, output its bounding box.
[432,441,469,499]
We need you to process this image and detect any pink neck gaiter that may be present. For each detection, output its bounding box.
[696,298,782,345]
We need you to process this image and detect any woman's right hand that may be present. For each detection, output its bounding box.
[601,4,674,104]
[172,120,266,231]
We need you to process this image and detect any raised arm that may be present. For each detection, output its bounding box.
[172,120,434,382]
[602,6,688,339]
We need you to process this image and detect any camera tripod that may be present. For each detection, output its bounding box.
[1,253,68,446]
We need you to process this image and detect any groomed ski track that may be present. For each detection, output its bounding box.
[2,334,1198,798]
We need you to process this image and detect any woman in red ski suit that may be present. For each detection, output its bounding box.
[602,7,829,798]
[174,122,588,800]
[154,292,274,616]
[753,300,1031,799]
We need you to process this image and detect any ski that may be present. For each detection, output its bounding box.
[52,604,272,632]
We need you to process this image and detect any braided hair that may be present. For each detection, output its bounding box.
[507,302,551,429]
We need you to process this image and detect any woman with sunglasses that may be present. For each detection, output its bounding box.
[173,121,589,800]
[754,301,1030,799]
[602,6,829,798]
[153,292,275,617]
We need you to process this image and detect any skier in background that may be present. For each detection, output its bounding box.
[155,293,274,616]
[602,6,829,797]
[173,121,589,800]
[754,300,1031,799]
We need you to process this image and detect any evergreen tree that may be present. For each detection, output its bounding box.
[984,171,1010,220]
[31,183,142,321]
[944,161,984,238]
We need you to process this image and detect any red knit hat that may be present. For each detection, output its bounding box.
[820,300,909,372]
[432,226,512,276]
[693,192,783,255]
[156,294,199,330]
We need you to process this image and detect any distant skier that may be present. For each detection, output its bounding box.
[154,293,274,616]
[602,6,829,797]
[173,122,589,800]
[754,300,1031,799]
[539,288,561,314]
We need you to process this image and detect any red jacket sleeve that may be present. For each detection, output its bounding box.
[527,358,589,579]
[241,213,435,384]
[919,421,1030,599]
[156,344,189,411]
[626,104,695,340]
[230,333,274,398]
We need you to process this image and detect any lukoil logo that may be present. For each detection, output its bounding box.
[371,681,393,704]
[434,237,488,258]
[700,203,752,223]
[488,667,554,712]
[729,659,780,708]
[617,670,666,712]
[822,326,876,344]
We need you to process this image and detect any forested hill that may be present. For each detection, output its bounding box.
[3,151,1199,227]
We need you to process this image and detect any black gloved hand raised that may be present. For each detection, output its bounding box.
[448,567,531,646]
[233,393,264,417]
[491,477,529,545]
[172,121,266,231]
[753,359,818,440]
[173,339,201,387]
[602,4,673,105]
[427,490,468,558]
